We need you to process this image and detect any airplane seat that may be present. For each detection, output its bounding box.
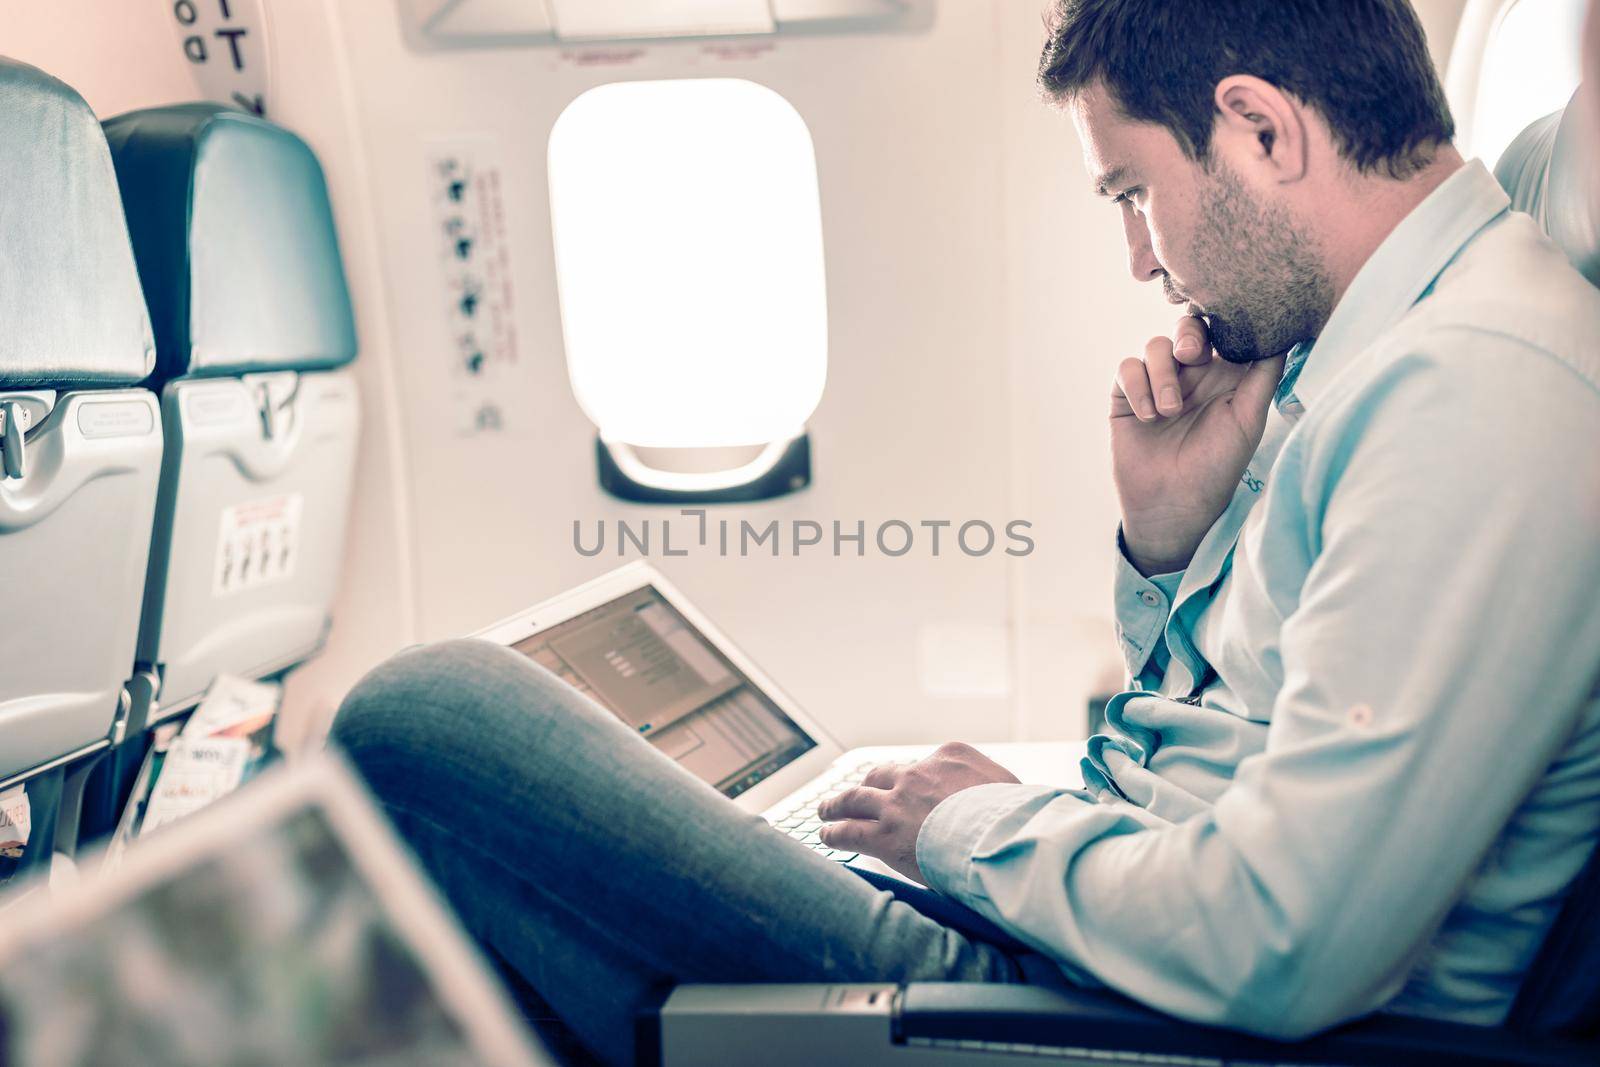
[0,58,163,808]
[1495,85,1600,286]
[637,97,1600,1066]
[98,104,361,733]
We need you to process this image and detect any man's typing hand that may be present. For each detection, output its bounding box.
[817,743,1020,883]
[1112,316,1285,575]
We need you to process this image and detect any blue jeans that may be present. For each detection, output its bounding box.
[331,640,1065,1065]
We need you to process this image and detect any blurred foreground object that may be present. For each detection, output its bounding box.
[0,754,551,1067]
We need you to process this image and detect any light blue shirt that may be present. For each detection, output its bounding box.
[918,162,1600,1039]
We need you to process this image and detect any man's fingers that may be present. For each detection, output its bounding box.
[1173,315,1211,365]
[1115,327,1207,422]
[816,785,887,822]
[1231,353,1289,440]
[1143,336,1183,416]
[1114,356,1157,421]
[1109,381,1136,418]
[861,763,902,790]
[817,819,876,853]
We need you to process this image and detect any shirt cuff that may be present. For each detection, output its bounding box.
[916,781,1065,905]
[1113,528,1183,682]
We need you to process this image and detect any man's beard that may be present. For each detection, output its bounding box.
[1171,162,1333,364]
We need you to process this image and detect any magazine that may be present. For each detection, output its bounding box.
[102,675,285,871]
[0,785,30,887]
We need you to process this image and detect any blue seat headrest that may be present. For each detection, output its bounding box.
[102,104,357,382]
[0,58,155,389]
[1495,87,1600,288]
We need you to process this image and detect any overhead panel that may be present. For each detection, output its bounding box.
[427,0,556,37]
[549,0,774,41]
[399,0,930,50]
[772,0,907,19]
[414,0,557,43]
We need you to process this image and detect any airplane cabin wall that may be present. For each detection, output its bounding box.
[320,0,1028,750]
[0,0,1472,753]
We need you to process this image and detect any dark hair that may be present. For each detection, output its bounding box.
[1039,0,1455,178]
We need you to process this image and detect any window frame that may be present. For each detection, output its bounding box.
[545,76,829,503]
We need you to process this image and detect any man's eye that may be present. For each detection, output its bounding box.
[1114,187,1144,208]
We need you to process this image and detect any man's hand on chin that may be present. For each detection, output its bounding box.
[817,743,1021,884]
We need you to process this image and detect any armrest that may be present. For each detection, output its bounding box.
[640,982,1595,1067]
[899,983,1590,1066]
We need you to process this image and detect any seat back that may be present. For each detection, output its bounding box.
[1496,86,1600,1041]
[1495,88,1600,285]
[0,57,163,784]
[102,105,360,719]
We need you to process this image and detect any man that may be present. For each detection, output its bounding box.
[332,2,1600,1062]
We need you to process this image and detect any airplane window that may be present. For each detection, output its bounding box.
[547,79,827,499]
[1468,0,1586,168]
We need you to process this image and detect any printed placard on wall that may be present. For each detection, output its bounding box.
[213,493,303,596]
[167,0,272,117]
[427,139,522,437]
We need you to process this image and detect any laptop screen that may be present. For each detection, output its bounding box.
[512,585,817,798]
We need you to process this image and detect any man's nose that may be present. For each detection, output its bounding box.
[1121,208,1163,283]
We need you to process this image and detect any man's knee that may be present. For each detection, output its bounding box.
[336,639,488,739]
[330,638,573,795]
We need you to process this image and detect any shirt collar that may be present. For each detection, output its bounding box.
[1277,160,1511,412]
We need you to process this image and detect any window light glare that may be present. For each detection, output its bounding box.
[547,78,828,450]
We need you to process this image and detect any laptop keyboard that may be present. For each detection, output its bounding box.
[761,759,878,862]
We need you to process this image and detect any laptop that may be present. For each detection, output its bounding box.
[474,561,1083,881]
[0,754,553,1067]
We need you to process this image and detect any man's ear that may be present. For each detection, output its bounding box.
[1212,75,1308,183]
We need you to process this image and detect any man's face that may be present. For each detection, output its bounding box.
[1069,83,1331,363]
